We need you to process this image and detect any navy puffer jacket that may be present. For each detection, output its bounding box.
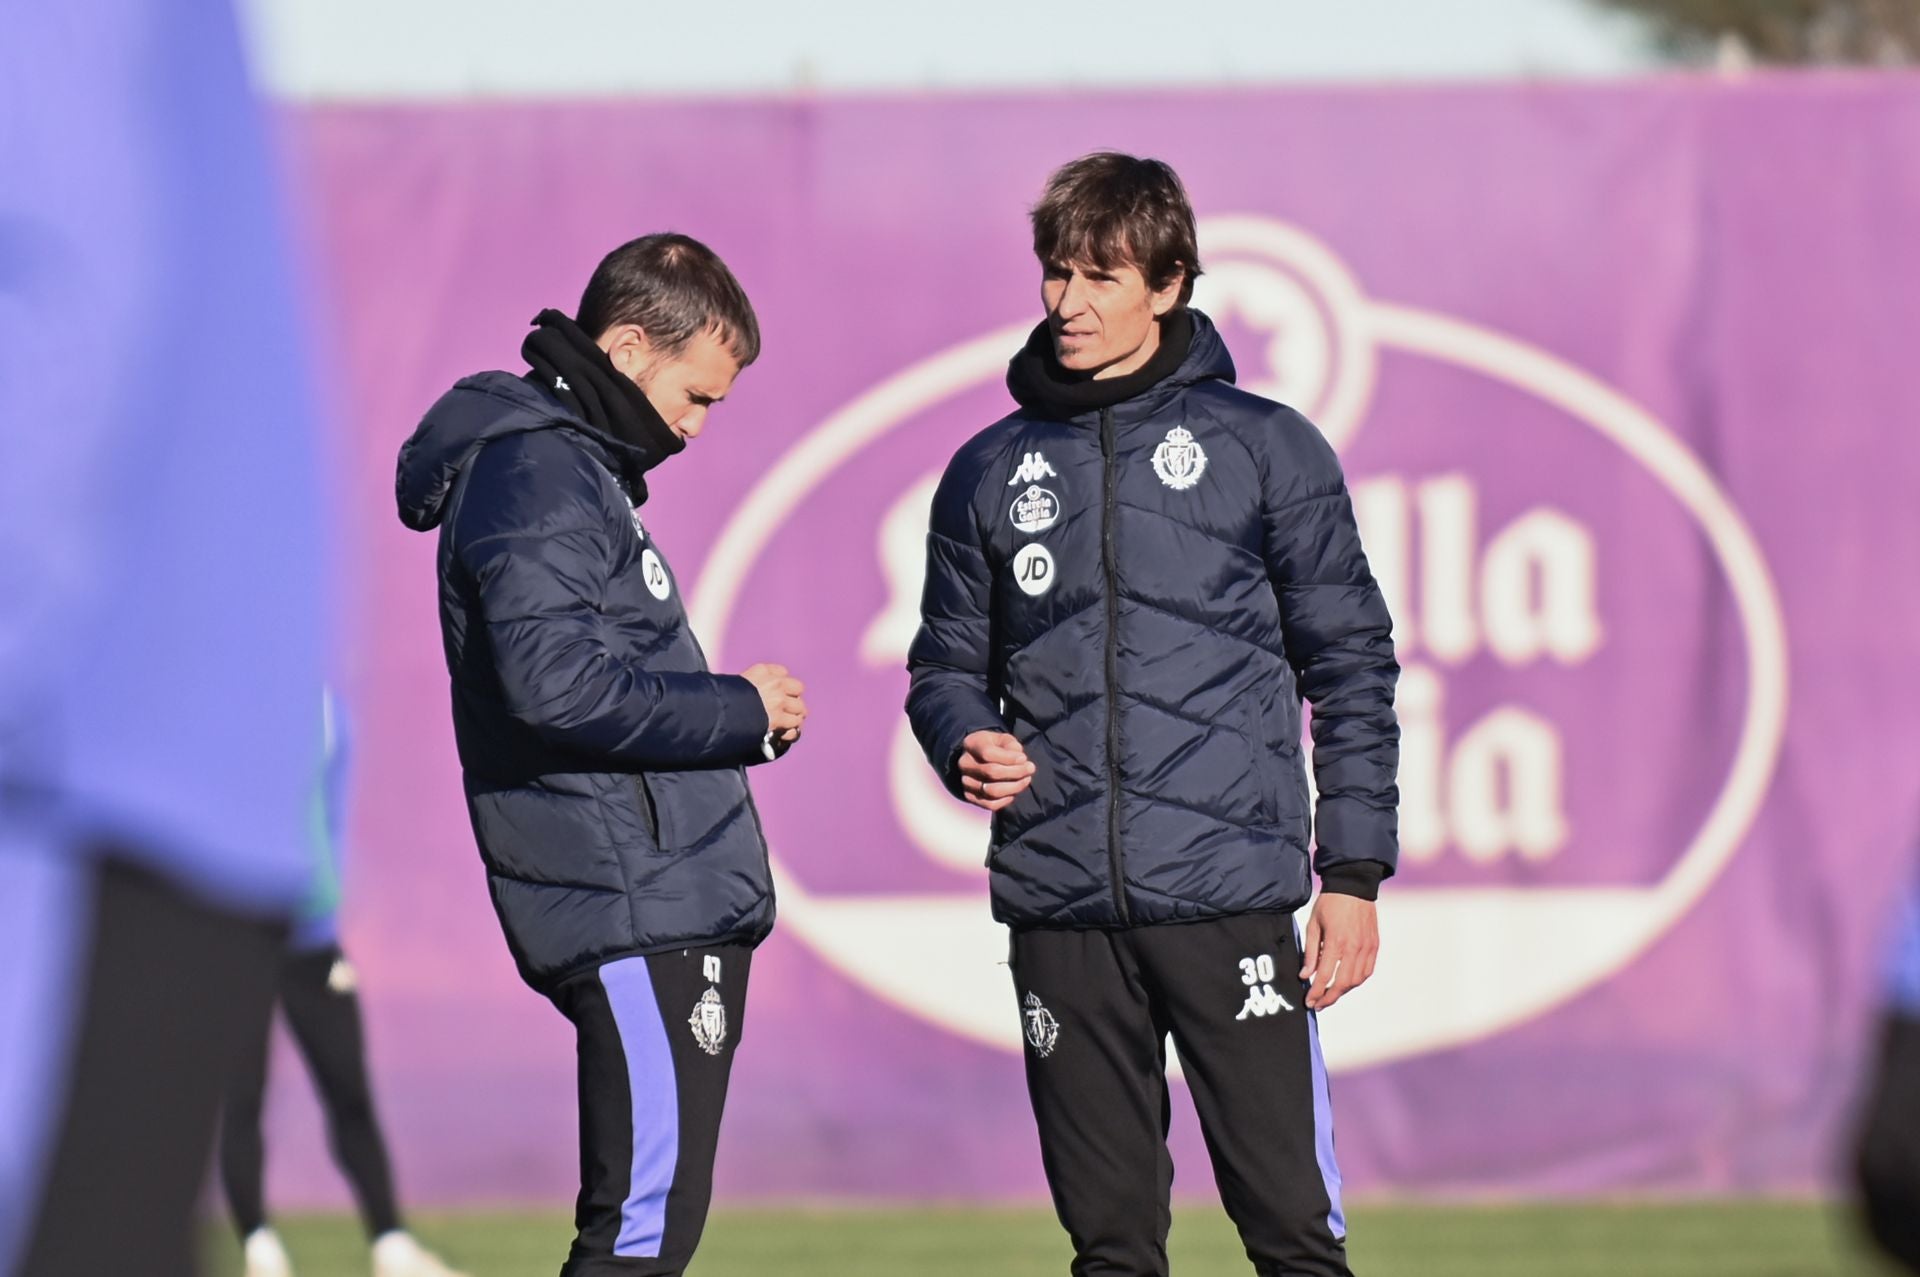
[907,311,1399,930]
[397,374,774,990]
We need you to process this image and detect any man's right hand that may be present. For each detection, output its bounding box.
[957,730,1035,812]
[742,663,808,741]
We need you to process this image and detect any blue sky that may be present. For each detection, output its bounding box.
[241,0,1657,99]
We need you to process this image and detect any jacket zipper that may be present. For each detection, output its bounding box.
[1099,407,1130,924]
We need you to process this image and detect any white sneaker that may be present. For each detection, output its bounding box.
[371,1230,469,1277]
[243,1227,294,1277]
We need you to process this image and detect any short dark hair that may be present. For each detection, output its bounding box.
[576,232,761,367]
[1031,153,1202,307]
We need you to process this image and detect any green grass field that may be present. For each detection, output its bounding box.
[203,1201,1905,1277]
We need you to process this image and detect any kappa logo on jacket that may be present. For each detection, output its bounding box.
[1152,426,1208,491]
[1007,451,1058,486]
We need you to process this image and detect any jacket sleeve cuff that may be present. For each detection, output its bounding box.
[711,675,775,766]
[1318,860,1390,901]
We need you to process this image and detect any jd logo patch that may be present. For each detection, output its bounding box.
[641,548,673,601]
[1012,543,1055,597]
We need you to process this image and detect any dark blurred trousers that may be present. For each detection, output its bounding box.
[219,944,404,1242]
[1857,1011,1920,1274]
[10,857,284,1277]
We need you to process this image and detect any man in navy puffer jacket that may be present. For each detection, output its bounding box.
[908,155,1398,1277]
[396,235,806,1277]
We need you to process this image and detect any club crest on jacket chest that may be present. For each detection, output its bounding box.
[1152,425,1208,491]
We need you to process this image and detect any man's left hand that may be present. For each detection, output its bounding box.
[1299,893,1379,1011]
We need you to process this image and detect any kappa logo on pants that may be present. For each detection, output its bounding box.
[1235,954,1295,1020]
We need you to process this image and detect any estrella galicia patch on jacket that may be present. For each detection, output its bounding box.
[1009,484,1060,534]
[689,986,728,1055]
[1023,991,1059,1057]
[641,548,673,601]
[1152,425,1208,490]
[1012,543,1056,597]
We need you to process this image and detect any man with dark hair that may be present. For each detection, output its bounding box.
[396,232,805,1277]
[908,153,1398,1276]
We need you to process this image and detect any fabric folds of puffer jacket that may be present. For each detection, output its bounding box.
[396,373,773,990]
[906,311,1399,930]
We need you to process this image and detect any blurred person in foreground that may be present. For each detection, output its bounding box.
[395,236,805,1277]
[1855,877,1920,1272]
[0,2,327,1275]
[907,154,1398,1277]
[219,691,466,1277]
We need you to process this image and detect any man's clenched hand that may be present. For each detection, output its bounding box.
[957,731,1035,812]
[742,663,807,743]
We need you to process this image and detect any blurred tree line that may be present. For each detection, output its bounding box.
[1594,0,1920,63]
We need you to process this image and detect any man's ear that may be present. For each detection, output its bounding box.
[597,323,655,377]
[1149,267,1187,318]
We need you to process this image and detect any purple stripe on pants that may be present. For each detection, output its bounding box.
[1306,1008,1346,1240]
[598,956,679,1259]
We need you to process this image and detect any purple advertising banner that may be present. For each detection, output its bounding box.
[261,79,1920,1208]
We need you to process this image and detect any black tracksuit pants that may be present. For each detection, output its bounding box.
[219,944,404,1242]
[1010,914,1351,1277]
[548,944,750,1277]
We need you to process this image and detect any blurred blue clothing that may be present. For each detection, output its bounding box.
[1890,882,1920,1016]
[293,690,351,951]
[0,2,325,1266]
[0,0,327,912]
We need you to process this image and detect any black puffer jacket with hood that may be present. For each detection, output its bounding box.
[397,373,773,990]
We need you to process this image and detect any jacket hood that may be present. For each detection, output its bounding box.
[395,372,643,531]
[1006,308,1237,421]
